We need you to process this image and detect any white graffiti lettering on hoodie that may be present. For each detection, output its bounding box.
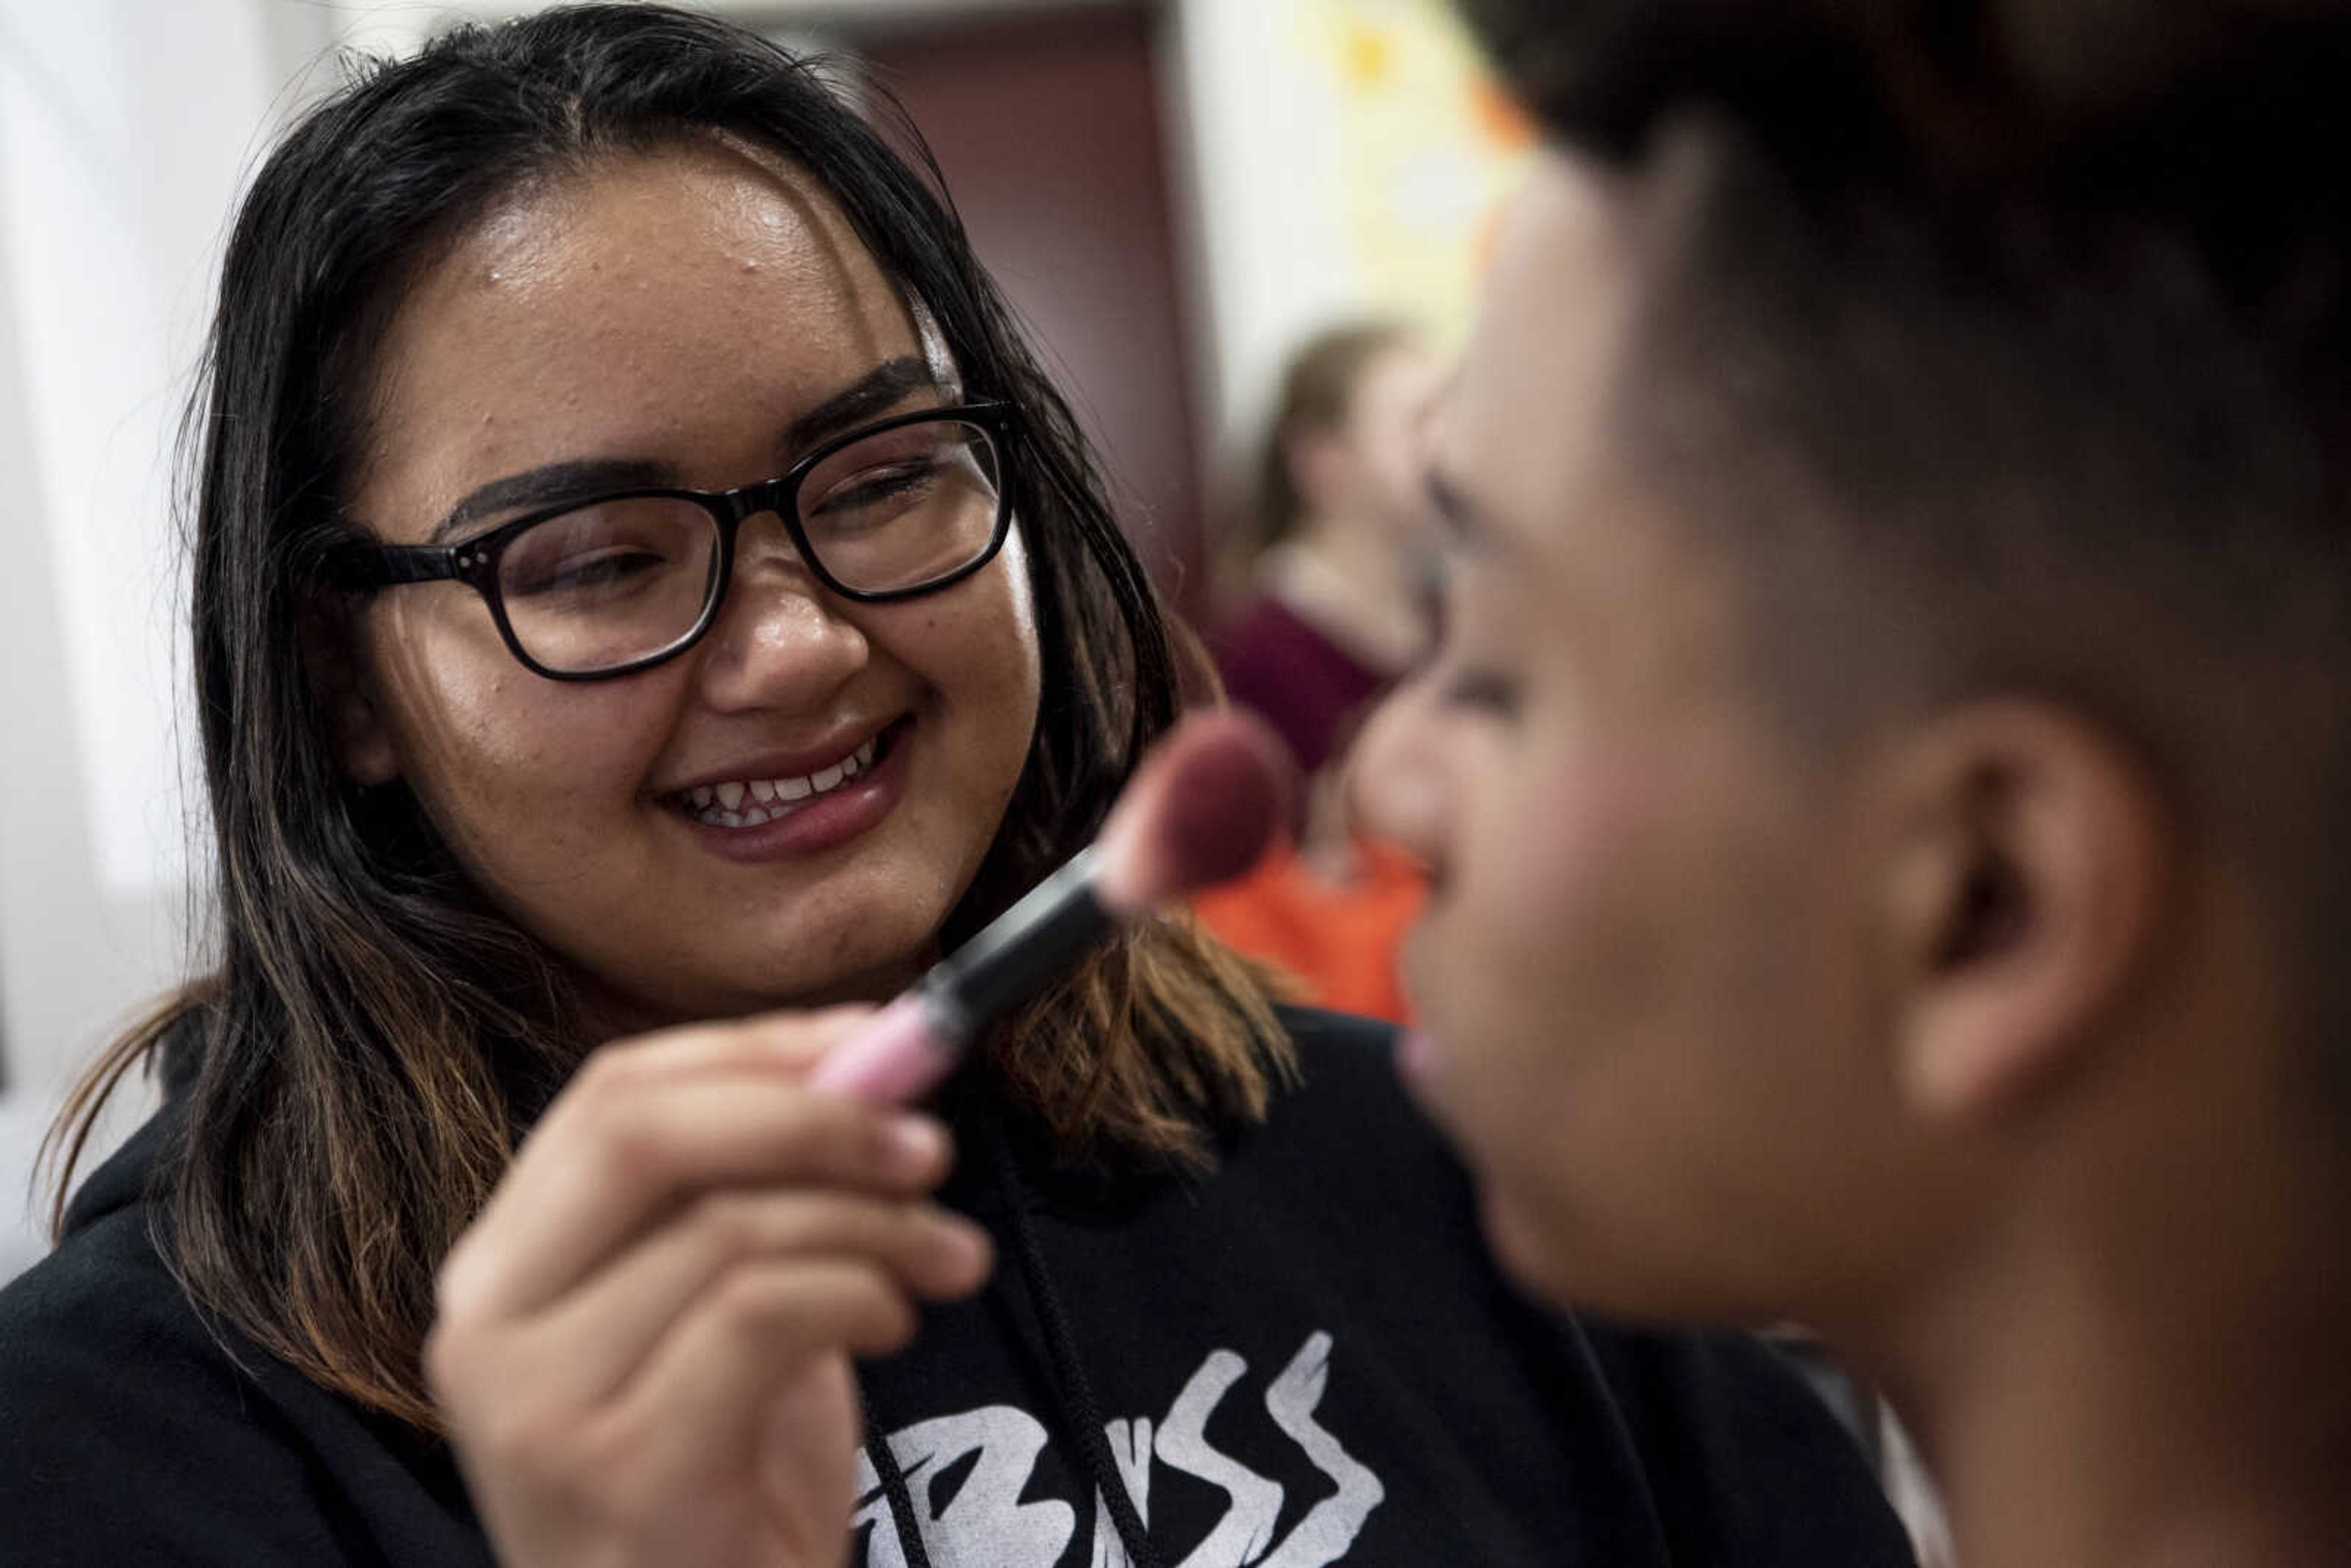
[851,1331,1385,1568]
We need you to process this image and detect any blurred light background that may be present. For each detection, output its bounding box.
[0,0,1533,1275]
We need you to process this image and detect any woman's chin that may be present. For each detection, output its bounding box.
[561,961,897,1041]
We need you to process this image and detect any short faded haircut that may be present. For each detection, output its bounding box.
[1455,0,2351,1124]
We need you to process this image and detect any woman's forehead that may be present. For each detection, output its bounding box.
[353,142,937,519]
[429,141,906,334]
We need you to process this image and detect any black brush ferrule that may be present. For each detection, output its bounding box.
[920,845,1113,1037]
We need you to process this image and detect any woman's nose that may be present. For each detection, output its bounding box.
[693,513,868,710]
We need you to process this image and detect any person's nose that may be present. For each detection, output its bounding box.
[1348,675,1453,871]
[693,511,868,711]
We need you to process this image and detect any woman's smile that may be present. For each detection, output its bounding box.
[661,714,915,860]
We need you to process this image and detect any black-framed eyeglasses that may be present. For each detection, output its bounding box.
[324,402,1019,681]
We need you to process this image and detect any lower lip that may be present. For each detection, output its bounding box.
[672,723,913,863]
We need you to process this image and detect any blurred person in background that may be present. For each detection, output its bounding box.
[1194,323,1441,1023]
[1358,0,2351,1564]
[0,8,1916,1567]
[1213,320,1441,780]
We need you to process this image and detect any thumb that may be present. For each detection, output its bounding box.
[757,1354,866,1561]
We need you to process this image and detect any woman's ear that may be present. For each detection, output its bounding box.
[1872,703,2170,1123]
[301,594,400,787]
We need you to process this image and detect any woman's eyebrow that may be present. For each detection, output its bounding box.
[781,355,946,454]
[427,357,947,543]
[432,458,672,542]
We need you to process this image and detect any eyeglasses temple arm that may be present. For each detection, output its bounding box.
[322,542,463,591]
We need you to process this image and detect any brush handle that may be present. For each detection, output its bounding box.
[803,991,959,1103]
[923,845,1111,1029]
[808,846,1114,1105]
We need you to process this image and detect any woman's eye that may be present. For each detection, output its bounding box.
[810,462,937,527]
[509,549,664,598]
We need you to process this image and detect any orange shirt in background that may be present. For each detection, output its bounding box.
[1189,835,1426,1026]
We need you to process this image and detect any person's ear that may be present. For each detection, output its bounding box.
[1872,702,2170,1123]
[301,593,400,787]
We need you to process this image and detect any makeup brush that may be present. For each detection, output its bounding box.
[807,709,1292,1105]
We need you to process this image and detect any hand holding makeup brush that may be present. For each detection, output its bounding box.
[426,711,1287,1568]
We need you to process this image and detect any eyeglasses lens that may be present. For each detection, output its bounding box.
[496,498,719,675]
[796,418,1003,594]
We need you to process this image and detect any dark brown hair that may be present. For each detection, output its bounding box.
[45,4,1288,1430]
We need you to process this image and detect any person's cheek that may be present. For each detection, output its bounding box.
[1479,740,1665,1008]
[396,632,678,914]
[1437,740,1680,1166]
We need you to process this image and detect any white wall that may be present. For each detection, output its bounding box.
[0,0,341,1269]
[1161,0,1364,477]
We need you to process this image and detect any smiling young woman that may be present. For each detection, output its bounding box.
[46,86,1264,1404]
[0,9,1918,1568]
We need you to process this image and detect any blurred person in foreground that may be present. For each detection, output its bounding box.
[1357,1,2351,1564]
[1194,324,1441,1022]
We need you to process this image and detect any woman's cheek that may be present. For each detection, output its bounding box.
[987,531,1044,726]
[954,544,1043,752]
[386,658,673,879]
[890,530,1038,700]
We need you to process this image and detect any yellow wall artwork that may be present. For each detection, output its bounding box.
[1295,0,1537,344]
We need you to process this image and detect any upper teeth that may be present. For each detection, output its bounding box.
[683,735,879,823]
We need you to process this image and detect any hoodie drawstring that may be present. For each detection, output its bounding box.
[862,1379,936,1568]
[861,1106,1164,1568]
[981,1116,1166,1568]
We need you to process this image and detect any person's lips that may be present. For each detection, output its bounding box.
[662,716,916,861]
[662,717,907,823]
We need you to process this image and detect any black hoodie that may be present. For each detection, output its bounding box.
[0,1008,1916,1567]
